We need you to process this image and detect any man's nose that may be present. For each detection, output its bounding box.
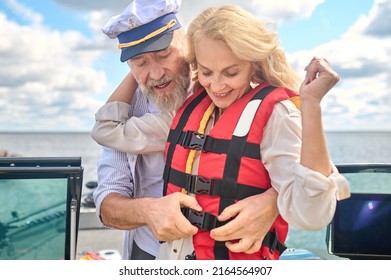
[148,62,165,80]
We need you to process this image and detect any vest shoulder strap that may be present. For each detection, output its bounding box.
[289,95,301,110]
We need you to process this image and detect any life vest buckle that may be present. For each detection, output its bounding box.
[187,175,215,195]
[181,131,206,151]
[183,208,217,231]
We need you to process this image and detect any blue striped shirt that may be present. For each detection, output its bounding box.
[93,88,163,259]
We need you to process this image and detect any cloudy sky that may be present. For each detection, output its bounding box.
[0,0,390,132]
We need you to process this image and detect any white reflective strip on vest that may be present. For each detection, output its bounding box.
[233,99,263,137]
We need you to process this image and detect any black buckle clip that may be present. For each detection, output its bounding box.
[187,175,215,195]
[181,131,206,151]
[187,209,216,231]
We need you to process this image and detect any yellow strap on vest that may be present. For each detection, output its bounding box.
[182,102,215,194]
[289,96,301,110]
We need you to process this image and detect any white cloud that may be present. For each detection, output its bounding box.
[52,0,130,13]
[288,0,391,130]
[176,0,325,28]
[50,0,326,28]
[362,0,391,37]
[5,0,43,25]
[0,4,107,131]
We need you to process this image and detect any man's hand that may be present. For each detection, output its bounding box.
[144,192,202,241]
[210,188,279,254]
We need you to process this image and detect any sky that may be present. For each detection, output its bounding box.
[0,0,390,132]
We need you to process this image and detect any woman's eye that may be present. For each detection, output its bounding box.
[201,71,212,77]
[225,72,238,77]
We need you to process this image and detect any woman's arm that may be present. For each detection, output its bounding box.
[92,102,174,154]
[262,83,350,230]
[107,71,138,104]
[91,72,174,154]
[299,57,339,176]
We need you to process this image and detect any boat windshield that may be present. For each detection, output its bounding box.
[0,178,68,260]
[0,157,83,260]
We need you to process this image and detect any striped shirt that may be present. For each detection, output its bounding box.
[93,88,164,259]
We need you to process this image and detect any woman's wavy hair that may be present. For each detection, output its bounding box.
[185,5,300,91]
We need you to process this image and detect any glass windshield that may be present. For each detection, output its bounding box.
[0,178,68,260]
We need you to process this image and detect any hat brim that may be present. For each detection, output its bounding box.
[120,32,174,62]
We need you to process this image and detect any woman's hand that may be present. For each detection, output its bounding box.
[299,57,339,103]
[210,188,279,254]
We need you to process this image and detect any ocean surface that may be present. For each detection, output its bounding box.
[1,131,391,255]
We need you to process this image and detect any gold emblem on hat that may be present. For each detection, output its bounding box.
[129,19,139,29]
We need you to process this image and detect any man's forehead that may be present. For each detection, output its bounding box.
[130,46,172,61]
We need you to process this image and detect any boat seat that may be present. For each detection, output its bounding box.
[0,157,83,260]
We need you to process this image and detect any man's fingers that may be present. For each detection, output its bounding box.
[225,238,251,253]
[217,203,240,221]
[210,203,243,240]
[210,220,244,241]
[174,212,199,236]
[243,239,263,254]
[177,193,202,212]
[155,211,198,241]
[225,238,263,254]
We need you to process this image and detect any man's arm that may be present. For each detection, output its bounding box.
[93,146,135,225]
[100,191,202,241]
[94,148,202,241]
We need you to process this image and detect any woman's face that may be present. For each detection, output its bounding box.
[194,35,254,112]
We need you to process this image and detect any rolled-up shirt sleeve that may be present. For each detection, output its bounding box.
[91,101,174,154]
[261,100,350,230]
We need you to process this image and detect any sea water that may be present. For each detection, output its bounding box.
[1,131,391,255]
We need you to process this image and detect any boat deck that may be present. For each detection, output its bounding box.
[77,228,123,259]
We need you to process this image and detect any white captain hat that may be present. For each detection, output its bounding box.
[102,0,182,62]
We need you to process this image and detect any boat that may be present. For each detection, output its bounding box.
[0,157,390,260]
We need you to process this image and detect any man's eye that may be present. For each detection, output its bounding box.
[158,53,170,59]
[136,60,147,67]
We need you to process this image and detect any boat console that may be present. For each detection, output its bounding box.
[327,163,391,260]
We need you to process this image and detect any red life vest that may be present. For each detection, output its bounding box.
[163,82,299,260]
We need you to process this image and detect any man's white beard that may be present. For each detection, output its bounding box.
[140,67,190,112]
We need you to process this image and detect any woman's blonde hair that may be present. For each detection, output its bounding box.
[185,5,300,91]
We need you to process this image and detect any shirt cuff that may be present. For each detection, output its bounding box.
[295,163,351,200]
